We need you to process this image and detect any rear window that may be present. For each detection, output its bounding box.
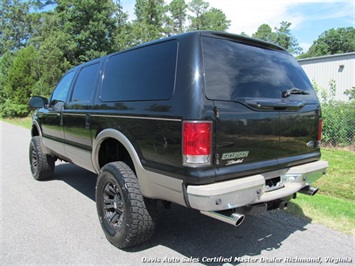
[100,40,178,102]
[203,37,316,101]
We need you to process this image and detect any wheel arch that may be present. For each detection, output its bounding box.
[31,120,42,137]
[31,121,53,155]
[92,129,142,175]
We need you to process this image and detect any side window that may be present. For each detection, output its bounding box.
[50,71,75,107]
[100,40,177,102]
[70,63,100,103]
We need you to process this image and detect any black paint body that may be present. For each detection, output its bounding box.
[32,31,321,186]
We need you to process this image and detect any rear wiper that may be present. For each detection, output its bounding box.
[282,88,310,98]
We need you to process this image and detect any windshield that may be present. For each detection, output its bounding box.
[202,36,317,101]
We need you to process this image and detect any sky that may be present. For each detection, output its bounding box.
[120,0,355,53]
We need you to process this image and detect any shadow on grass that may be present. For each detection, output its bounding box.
[286,201,312,222]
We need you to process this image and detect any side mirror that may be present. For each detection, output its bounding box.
[29,96,48,109]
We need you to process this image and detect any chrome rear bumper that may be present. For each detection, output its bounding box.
[186,160,328,211]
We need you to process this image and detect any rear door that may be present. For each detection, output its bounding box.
[202,35,320,177]
[62,60,102,170]
[63,61,101,148]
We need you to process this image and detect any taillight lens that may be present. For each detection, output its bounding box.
[183,121,212,166]
[318,118,323,141]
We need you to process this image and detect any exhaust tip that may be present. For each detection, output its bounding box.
[201,211,245,227]
[279,201,288,210]
[231,213,245,227]
[299,186,319,196]
[308,187,319,196]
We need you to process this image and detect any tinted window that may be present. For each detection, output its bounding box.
[70,63,100,103]
[203,37,317,100]
[51,71,75,105]
[101,40,177,102]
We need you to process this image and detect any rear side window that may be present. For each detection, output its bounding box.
[70,63,100,103]
[100,40,178,102]
[203,37,316,101]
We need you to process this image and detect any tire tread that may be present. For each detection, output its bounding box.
[97,161,157,249]
[30,136,55,180]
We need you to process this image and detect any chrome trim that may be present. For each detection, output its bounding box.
[62,112,86,116]
[187,160,328,211]
[90,114,181,122]
[201,211,245,227]
[187,175,264,211]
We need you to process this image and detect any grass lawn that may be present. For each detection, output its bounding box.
[1,116,33,129]
[2,117,354,234]
[287,148,355,235]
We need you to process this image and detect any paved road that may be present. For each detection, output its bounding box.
[1,121,354,265]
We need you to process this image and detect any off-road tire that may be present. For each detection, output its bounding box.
[29,136,55,180]
[96,161,157,249]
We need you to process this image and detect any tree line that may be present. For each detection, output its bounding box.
[0,0,354,118]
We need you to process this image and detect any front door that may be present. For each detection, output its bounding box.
[41,70,76,156]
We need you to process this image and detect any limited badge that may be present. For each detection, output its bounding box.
[226,159,244,165]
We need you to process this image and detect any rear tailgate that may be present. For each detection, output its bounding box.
[278,104,321,166]
[202,34,321,180]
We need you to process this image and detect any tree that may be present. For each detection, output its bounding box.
[29,10,75,93]
[239,32,249,38]
[54,0,117,65]
[112,0,132,51]
[188,0,209,30]
[0,52,15,114]
[132,0,168,44]
[201,8,230,31]
[168,0,187,34]
[30,0,56,10]
[344,87,355,101]
[299,27,355,58]
[188,0,230,31]
[274,21,302,55]
[252,24,274,42]
[0,0,32,56]
[1,46,38,117]
[252,21,302,55]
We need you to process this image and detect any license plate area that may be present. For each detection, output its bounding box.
[265,176,284,192]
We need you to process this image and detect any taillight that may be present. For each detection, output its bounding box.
[318,118,323,141]
[183,121,212,167]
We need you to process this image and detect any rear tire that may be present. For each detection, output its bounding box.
[96,161,157,249]
[29,136,55,180]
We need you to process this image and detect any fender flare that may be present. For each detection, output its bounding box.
[31,120,43,137]
[31,120,52,155]
[92,128,142,174]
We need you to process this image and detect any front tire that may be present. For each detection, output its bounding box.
[96,161,157,249]
[29,136,55,180]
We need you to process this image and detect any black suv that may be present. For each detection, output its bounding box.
[29,31,328,249]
